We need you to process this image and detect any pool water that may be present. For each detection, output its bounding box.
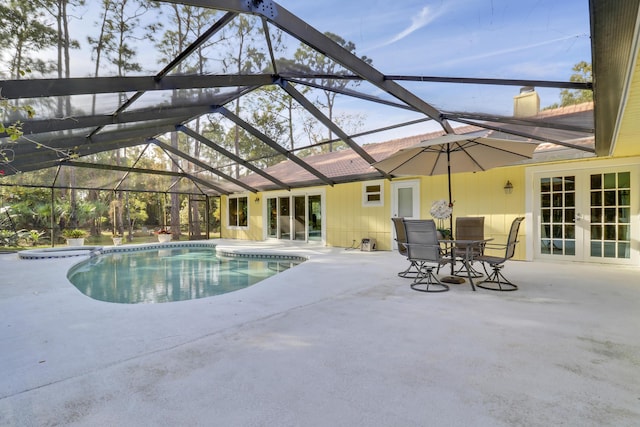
[67,247,303,304]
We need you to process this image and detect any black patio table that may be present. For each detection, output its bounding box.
[438,238,493,291]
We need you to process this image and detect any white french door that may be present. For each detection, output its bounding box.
[533,165,638,264]
[391,180,420,250]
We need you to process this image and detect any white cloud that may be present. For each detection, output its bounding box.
[376,5,441,49]
[437,33,588,69]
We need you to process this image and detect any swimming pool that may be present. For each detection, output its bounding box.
[66,245,304,304]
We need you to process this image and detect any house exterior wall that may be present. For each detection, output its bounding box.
[325,181,390,249]
[321,167,527,258]
[220,167,527,259]
[612,52,640,158]
[222,155,639,266]
[399,167,528,260]
[223,165,528,259]
[525,155,640,265]
[437,166,528,260]
[220,194,263,241]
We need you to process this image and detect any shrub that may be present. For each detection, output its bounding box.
[62,229,87,239]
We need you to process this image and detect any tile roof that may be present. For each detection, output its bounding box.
[238,127,460,189]
[535,101,594,118]
[239,104,594,191]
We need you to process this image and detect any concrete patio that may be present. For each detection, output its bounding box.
[1,240,639,426]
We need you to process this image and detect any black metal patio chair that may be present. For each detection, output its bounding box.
[391,217,420,278]
[453,216,485,278]
[403,219,449,293]
[476,217,525,291]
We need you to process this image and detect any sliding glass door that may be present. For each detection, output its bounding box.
[308,195,322,242]
[265,193,324,243]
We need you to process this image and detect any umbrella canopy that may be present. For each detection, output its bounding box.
[373,130,539,232]
[373,130,538,177]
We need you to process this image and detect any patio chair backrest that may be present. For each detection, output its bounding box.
[392,217,408,256]
[455,217,484,251]
[403,219,440,262]
[504,217,525,260]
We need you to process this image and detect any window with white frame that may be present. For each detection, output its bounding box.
[228,195,248,228]
[362,181,384,206]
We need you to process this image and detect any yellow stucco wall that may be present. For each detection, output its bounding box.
[221,166,530,260]
[325,181,390,249]
[323,166,529,258]
[389,167,527,259]
[220,194,263,241]
[221,155,639,264]
[441,166,527,260]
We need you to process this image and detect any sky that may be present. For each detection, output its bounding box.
[256,1,589,139]
[62,0,591,84]
[274,0,592,140]
[278,0,591,76]
[24,0,592,144]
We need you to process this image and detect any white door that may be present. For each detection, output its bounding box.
[391,180,420,249]
[533,167,637,264]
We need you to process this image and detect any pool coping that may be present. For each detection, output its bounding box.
[18,241,309,262]
[18,245,105,259]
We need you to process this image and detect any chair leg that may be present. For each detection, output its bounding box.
[476,263,518,291]
[398,260,420,278]
[410,263,449,293]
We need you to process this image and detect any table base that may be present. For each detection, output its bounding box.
[441,275,466,284]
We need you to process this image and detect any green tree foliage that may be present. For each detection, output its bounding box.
[546,61,593,109]
[0,99,35,140]
[155,4,209,237]
[221,15,267,177]
[85,0,161,78]
[126,197,148,229]
[156,4,223,236]
[85,0,161,234]
[156,3,220,73]
[1,98,36,176]
[0,0,58,78]
[560,61,593,106]
[1,186,51,230]
[87,0,117,114]
[294,32,372,151]
[252,63,312,152]
[40,0,85,114]
[1,2,369,238]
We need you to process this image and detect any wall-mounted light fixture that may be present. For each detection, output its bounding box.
[504,180,514,194]
[254,196,260,204]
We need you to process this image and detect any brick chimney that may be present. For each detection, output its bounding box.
[513,86,540,117]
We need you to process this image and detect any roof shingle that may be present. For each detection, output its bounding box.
[239,104,594,191]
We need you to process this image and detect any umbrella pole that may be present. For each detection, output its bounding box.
[442,145,465,285]
[447,145,453,234]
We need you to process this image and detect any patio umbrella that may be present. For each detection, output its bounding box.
[373,130,538,231]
